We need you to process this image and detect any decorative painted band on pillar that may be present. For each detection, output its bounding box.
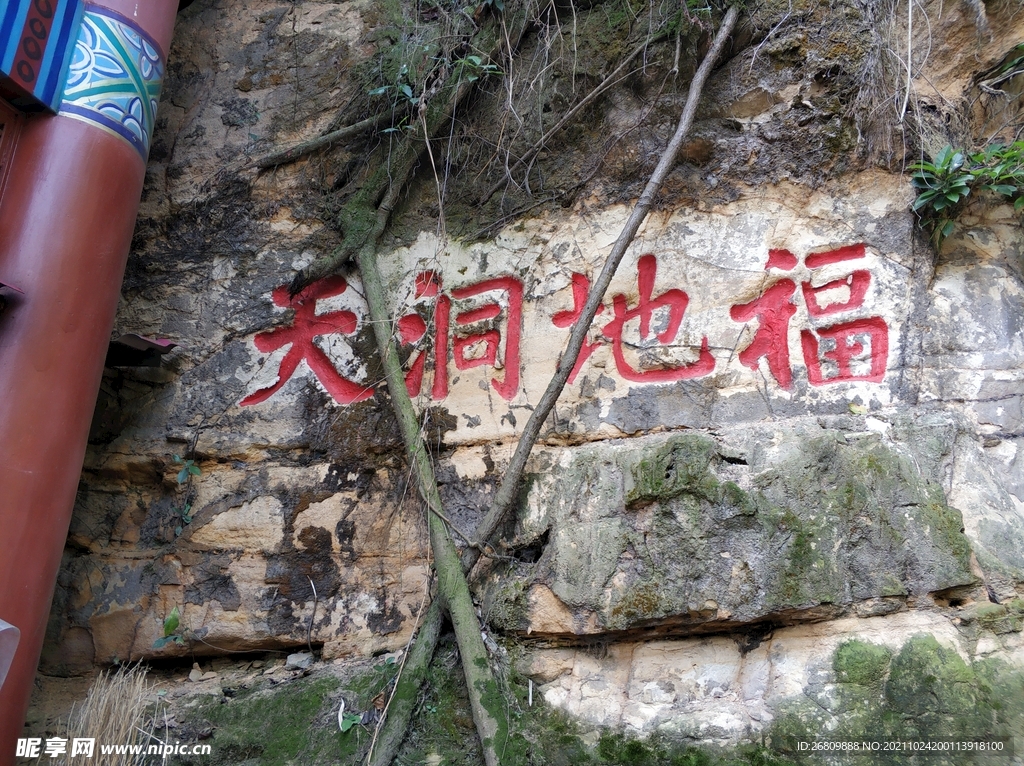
[58,4,165,160]
[0,0,84,112]
[0,1,165,159]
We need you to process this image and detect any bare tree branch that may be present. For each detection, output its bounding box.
[254,114,384,169]
[368,8,745,761]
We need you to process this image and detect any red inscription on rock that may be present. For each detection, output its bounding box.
[552,254,713,383]
[240,276,373,406]
[729,243,889,387]
[399,272,523,401]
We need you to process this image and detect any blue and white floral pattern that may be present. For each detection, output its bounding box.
[59,5,164,160]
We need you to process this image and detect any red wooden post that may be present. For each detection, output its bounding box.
[0,1,178,757]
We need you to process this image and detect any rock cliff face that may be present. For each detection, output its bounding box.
[42,0,1024,747]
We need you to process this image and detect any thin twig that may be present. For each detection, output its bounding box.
[749,9,792,75]
[255,114,384,169]
[478,32,670,205]
[429,505,489,552]
[306,576,318,655]
[420,111,448,241]
[899,0,912,123]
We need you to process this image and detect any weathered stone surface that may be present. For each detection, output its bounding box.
[525,609,1024,742]
[482,421,976,637]
[34,0,1024,751]
[285,651,314,670]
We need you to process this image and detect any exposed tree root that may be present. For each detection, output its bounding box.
[357,227,506,766]
[472,4,740,561]
[279,7,531,764]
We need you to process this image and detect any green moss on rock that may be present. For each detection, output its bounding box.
[833,640,892,686]
[496,428,978,634]
[772,635,1024,765]
[485,576,532,632]
[626,434,718,507]
[971,599,1024,635]
[171,675,345,766]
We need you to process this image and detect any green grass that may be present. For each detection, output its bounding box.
[171,675,349,766]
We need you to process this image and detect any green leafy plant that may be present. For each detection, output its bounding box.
[174,502,193,536]
[911,142,1024,248]
[153,606,187,649]
[453,54,502,84]
[339,712,362,733]
[379,116,414,136]
[368,63,421,108]
[171,454,201,536]
[174,454,201,484]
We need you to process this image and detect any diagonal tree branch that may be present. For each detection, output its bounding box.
[254,114,385,169]
[367,7,740,765]
[468,3,740,571]
[356,221,506,766]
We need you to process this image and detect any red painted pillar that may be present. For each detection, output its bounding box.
[0,1,177,757]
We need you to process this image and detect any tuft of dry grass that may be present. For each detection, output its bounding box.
[58,664,157,766]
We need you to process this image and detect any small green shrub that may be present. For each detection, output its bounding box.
[911,142,1024,248]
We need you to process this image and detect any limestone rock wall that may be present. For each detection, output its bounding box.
[40,0,1024,748]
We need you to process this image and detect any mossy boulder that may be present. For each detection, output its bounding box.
[487,426,977,636]
[968,599,1024,635]
[833,640,891,686]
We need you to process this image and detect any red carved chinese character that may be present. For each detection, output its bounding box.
[602,254,714,382]
[801,318,889,384]
[801,243,871,318]
[398,271,451,399]
[550,255,713,383]
[398,272,523,401]
[730,244,890,387]
[550,272,604,384]
[241,276,373,406]
[451,276,523,401]
[799,244,889,384]
[730,278,798,389]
